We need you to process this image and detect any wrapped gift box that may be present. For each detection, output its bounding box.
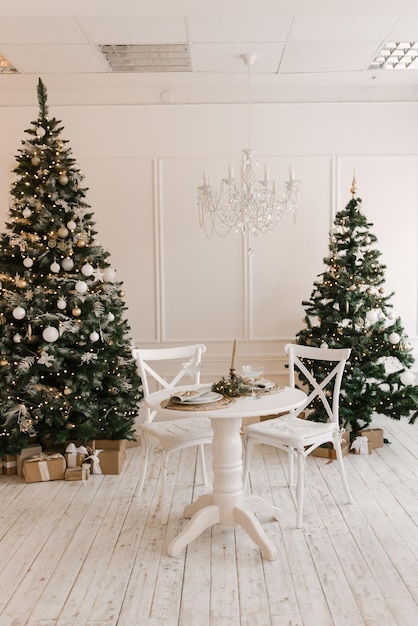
[3,454,17,475]
[89,449,126,475]
[17,444,42,476]
[65,466,89,481]
[358,428,384,449]
[23,453,66,483]
[312,432,350,459]
[64,443,89,468]
[89,439,127,452]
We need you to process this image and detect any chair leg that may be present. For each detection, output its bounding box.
[287,447,295,486]
[242,437,254,491]
[295,450,305,529]
[160,450,169,524]
[333,438,354,505]
[136,435,152,497]
[197,444,208,486]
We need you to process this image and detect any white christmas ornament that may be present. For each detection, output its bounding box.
[57,298,67,310]
[36,126,46,137]
[42,326,60,342]
[366,310,378,323]
[50,261,60,273]
[22,207,32,218]
[67,220,76,231]
[320,342,329,349]
[13,334,22,343]
[23,257,33,268]
[103,268,116,282]
[62,257,74,271]
[81,263,94,277]
[107,312,115,322]
[90,331,100,342]
[12,306,26,320]
[75,280,88,294]
[400,370,415,386]
[389,332,400,344]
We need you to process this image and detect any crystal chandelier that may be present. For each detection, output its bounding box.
[198,53,301,253]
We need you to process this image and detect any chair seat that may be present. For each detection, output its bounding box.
[246,413,337,448]
[142,417,213,450]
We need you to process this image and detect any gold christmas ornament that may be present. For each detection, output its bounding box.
[57,226,69,238]
[58,174,69,186]
[118,290,125,298]
[17,279,27,288]
[76,239,86,248]
[0,359,8,366]
[72,307,81,317]
[65,422,76,430]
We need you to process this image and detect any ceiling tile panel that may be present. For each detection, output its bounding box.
[280,41,382,74]
[1,44,107,74]
[0,16,87,44]
[288,16,399,42]
[77,16,188,44]
[190,43,285,73]
[188,16,293,43]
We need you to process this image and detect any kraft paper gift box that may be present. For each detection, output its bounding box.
[88,439,127,452]
[88,448,126,475]
[358,428,384,449]
[3,454,17,475]
[65,443,89,468]
[312,434,350,459]
[17,444,42,476]
[23,453,66,483]
[65,466,89,481]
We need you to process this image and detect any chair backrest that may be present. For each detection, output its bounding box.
[285,343,351,424]
[132,344,206,422]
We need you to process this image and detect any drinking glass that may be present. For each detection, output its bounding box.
[183,361,202,390]
[241,365,264,399]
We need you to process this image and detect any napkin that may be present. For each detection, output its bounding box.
[255,378,275,390]
[170,388,210,403]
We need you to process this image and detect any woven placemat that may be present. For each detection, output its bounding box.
[161,395,236,411]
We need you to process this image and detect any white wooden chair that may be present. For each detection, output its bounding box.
[243,343,354,528]
[132,344,213,524]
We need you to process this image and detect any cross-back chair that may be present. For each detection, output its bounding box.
[243,343,354,528]
[132,344,213,524]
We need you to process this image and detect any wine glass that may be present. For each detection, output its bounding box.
[182,361,202,391]
[241,365,264,399]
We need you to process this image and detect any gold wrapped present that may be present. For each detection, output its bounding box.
[23,453,65,483]
[65,466,89,481]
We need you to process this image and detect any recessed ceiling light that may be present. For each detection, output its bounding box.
[99,44,191,73]
[368,42,418,70]
[0,54,18,74]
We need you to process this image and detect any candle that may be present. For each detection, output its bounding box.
[289,166,295,181]
[230,339,237,370]
[228,163,234,179]
[203,171,209,185]
[264,165,270,181]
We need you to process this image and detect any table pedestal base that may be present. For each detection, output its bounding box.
[167,417,282,561]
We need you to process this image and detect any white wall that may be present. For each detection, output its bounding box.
[1,101,417,383]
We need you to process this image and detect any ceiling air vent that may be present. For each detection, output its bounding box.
[99,44,191,73]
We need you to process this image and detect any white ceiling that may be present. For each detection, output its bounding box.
[2,3,418,106]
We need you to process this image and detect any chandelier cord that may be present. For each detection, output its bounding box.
[247,59,252,151]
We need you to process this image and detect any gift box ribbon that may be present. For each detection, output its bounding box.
[86,449,104,474]
[350,436,369,454]
[65,443,88,468]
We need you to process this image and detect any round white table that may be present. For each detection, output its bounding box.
[145,384,306,561]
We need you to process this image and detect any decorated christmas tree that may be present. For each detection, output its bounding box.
[296,180,418,435]
[0,79,142,454]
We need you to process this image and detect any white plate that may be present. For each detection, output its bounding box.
[171,391,223,405]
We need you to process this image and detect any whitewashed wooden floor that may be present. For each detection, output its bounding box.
[1,413,418,626]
